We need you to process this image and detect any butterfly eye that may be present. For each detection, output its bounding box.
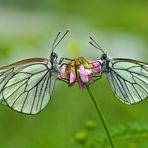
[101,54,107,60]
[51,52,58,60]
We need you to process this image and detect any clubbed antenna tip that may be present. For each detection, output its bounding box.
[89,36,105,54]
[51,29,70,52]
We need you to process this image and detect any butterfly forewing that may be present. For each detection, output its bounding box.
[106,58,148,104]
[0,68,14,102]
[1,58,58,114]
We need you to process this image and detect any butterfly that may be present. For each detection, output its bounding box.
[89,37,148,104]
[0,30,70,114]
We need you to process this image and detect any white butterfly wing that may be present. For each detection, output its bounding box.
[0,68,14,102]
[1,58,58,114]
[106,58,148,104]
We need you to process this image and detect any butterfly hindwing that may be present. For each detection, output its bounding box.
[106,58,148,104]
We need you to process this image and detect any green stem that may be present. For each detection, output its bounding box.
[86,85,115,148]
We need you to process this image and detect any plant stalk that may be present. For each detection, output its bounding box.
[86,85,115,148]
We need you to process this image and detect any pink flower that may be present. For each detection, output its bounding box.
[79,65,91,82]
[77,65,94,90]
[69,68,76,86]
[57,65,66,79]
[90,60,102,74]
[57,63,77,86]
[58,57,102,90]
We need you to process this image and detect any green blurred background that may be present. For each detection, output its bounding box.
[0,0,148,148]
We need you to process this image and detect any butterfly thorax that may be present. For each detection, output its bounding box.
[101,54,111,73]
[48,52,59,72]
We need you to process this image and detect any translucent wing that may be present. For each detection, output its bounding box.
[0,58,58,114]
[0,68,14,102]
[106,58,148,104]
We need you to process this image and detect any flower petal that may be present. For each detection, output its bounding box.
[78,77,85,90]
[79,65,91,75]
[69,70,76,86]
[88,75,94,83]
[80,74,89,83]
[57,65,66,79]
[91,60,102,74]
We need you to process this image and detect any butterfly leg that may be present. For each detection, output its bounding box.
[58,57,74,64]
[93,73,103,81]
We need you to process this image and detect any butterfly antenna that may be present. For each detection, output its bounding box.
[89,36,105,54]
[52,29,70,52]
[52,31,61,52]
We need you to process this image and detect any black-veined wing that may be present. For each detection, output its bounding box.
[106,58,148,104]
[0,67,14,102]
[1,58,58,114]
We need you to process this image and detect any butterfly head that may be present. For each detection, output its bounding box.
[50,52,58,62]
[101,53,107,60]
[49,29,69,63]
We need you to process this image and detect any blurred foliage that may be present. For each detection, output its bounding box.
[0,0,148,39]
[0,0,148,148]
[74,121,148,148]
